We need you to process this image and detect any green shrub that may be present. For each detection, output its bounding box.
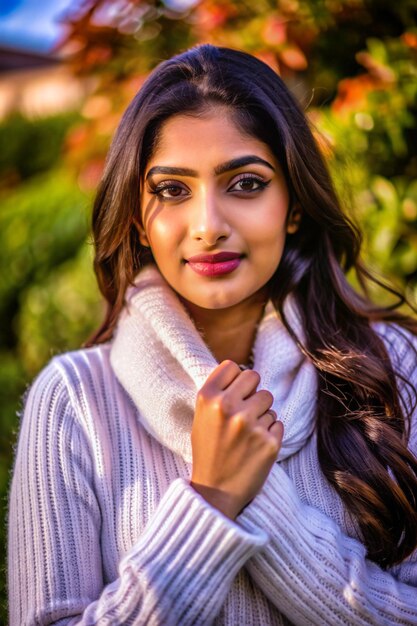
[0,113,78,182]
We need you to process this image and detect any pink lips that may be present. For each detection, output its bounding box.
[186,252,242,277]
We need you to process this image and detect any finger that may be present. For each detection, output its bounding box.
[225,368,260,400]
[256,409,277,429]
[239,389,274,422]
[269,420,284,446]
[204,360,241,392]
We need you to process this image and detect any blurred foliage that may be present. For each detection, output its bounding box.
[310,30,417,303]
[0,141,102,620]
[18,243,103,375]
[0,112,78,186]
[2,0,417,621]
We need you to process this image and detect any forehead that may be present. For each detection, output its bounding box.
[147,109,276,168]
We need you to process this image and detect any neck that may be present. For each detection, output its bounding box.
[181,293,268,365]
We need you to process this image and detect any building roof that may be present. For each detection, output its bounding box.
[0,45,60,73]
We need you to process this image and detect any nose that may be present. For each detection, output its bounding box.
[189,189,231,245]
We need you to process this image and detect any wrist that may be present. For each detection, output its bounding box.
[189,481,240,520]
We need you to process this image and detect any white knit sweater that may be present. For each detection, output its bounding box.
[8,271,417,625]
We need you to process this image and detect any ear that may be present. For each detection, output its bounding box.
[133,217,150,247]
[286,204,302,234]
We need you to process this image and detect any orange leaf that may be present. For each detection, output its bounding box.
[280,45,307,70]
[332,75,380,115]
[262,15,287,46]
[402,31,417,49]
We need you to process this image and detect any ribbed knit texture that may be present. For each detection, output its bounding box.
[7,283,417,625]
[110,265,317,464]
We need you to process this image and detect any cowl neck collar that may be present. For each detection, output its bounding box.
[110,265,317,463]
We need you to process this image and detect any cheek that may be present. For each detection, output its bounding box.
[147,217,181,252]
[243,213,288,249]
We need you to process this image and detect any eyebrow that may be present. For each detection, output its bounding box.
[216,155,275,175]
[145,155,276,180]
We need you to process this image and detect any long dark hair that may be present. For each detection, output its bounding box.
[87,44,417,568]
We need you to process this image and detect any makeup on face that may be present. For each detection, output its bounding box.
[139,111,291,313]
[186,252,243,277]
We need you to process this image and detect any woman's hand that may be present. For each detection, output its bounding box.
[190,359,283,520]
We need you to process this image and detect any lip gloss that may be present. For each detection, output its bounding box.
[187,258,241,277]
[186,252,243,277]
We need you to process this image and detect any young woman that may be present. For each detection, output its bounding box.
[8,44,417,625]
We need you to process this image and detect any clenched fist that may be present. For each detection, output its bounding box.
[190,360,283,520]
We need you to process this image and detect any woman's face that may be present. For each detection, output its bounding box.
[139,109,293,312]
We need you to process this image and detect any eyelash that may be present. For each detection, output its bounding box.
[147,174,271,200]
[229,175,271,194]
[148,181,188,200]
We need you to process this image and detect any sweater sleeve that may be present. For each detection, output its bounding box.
[8,361,268,626]
[238,465,417,626]
[237,324,417,626]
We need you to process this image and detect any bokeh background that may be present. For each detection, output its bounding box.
[1,0,417,621]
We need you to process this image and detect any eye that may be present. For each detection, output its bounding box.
[228,175,270,193]
[148,181,190,200]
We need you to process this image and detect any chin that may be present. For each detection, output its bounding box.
[190,299,234,311]
[193,291,251,311]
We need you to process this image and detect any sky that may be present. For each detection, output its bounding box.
[0,0,199,54]
[0,0,78,53]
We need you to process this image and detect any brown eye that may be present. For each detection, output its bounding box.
[228,176,269,193]
[239,179,257,191]
[163,186,183,197]
[149,182,190,200]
